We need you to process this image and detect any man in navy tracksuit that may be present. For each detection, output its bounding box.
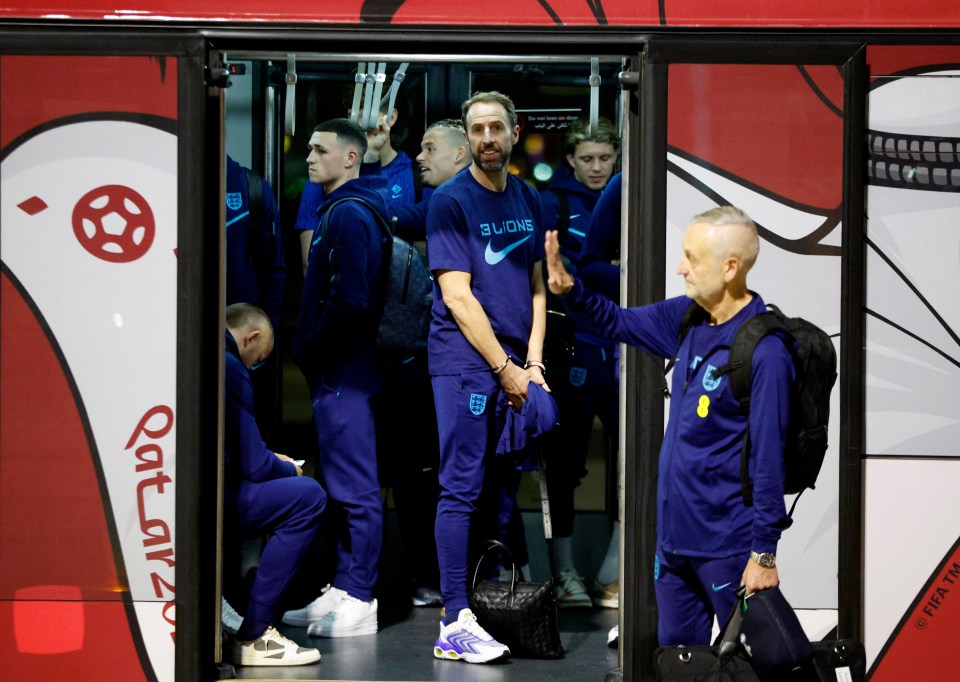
[285,118,392,638]
[538,120,620,608]
[224,303,324,667]
[428,92,547,664]
[224,155,286,445]
[545,205,793,646]
[224,155,285,331]
[540,118,619,274]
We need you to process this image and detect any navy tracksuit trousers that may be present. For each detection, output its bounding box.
[545,338,619,538]
[227,476,326,637]
[432,371,522,615]
[309,348,383,603]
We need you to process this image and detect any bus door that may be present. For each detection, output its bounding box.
[622,39,866,681]
[0,28,216,682]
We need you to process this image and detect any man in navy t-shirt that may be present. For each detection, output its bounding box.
[427,91,547,664]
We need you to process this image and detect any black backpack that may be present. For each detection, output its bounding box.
[665,301,837,515]
[318,197,433,359]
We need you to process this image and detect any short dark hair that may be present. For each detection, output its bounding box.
[312,118,368,158]
[225,302,272,335]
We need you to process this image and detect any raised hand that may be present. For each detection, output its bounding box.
[544,230,574,295]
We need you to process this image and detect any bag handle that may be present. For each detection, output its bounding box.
[471,540,521,596]
[715,586,747,661]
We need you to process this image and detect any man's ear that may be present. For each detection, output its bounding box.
[243,328,261,348]
[387,108,399,127]
[344,147,359,168]
[723,256,741,283]
[565,153,576,169]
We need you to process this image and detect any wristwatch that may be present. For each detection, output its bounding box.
[750,550,777,568]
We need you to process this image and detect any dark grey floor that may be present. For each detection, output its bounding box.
[226,509,622,681]
[230,606,619,681]
[235,608,618,682]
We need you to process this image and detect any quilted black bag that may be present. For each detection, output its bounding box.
[469,540,564,659]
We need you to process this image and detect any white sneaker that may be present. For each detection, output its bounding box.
[282,584,346,626]
[433,608,510,664]
[221,597,243,636]
[307,595,378,638]
[230,626,321,666]
[607,623,619,648]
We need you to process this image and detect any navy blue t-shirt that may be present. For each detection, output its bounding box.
[426,169,544,375]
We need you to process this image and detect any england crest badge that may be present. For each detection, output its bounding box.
[569,367,587,388]
[226,192,243,210]
[469,393,487,416]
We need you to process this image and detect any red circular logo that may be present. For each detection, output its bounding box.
[72,185,156,263]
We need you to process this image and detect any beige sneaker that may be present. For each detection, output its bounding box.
[556,571,593,608]
[230,626,320,666]
[592,579,619,609]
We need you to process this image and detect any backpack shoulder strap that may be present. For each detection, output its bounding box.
[713,304,791,507]
[318,196,395,303]
[662,300,708,397]
[715,307,790,412]
[319,196,394,241]
[245,167,262,228]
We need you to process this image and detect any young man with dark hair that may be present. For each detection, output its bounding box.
[283,118,393,638]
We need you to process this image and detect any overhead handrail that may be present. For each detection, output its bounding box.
[284,54,297,136]
[589,57,600,136]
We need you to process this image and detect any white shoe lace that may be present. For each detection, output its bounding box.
[262,626,297,648]
[459,611,494,642]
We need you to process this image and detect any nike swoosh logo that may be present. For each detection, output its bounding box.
[569,213,581,220]
[225,211,249,228]
[711,582,732,592]
[484,235,532,265]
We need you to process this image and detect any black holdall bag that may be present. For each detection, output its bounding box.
[738,586,814,679]
[469,540,564,659]
[806,638,866,681]
[654,587,759,681]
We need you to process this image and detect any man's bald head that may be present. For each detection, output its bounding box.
[226,303,274,370]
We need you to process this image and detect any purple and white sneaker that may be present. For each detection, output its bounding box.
[433,608,510,664]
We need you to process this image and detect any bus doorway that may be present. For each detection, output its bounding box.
[215,48,635,681]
